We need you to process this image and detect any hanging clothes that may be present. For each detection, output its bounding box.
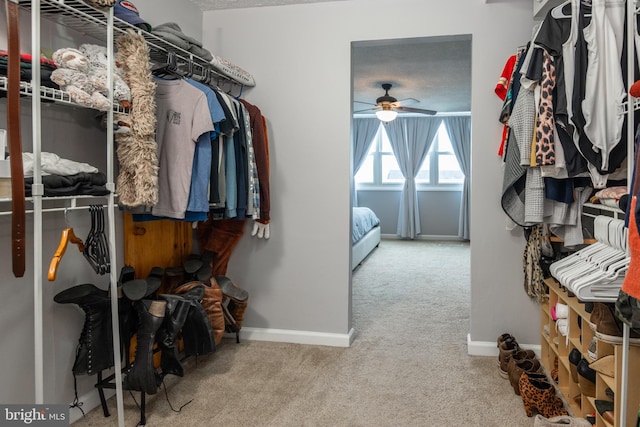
[152,78,214,219]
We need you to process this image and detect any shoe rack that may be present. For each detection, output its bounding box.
[541,277,640,427]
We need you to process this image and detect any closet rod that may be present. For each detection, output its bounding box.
[0,203,111,216]
[31,0,44,406]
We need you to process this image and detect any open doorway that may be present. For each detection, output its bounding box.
[349,34,472,331]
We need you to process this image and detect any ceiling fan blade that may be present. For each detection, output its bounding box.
[394,98,419,107]
[354,100,377,106]
[395,106,437,115]
[354,107,381,113]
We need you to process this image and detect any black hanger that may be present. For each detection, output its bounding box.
[152,51,180,78]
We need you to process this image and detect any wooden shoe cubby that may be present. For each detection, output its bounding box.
[541,277,640,427]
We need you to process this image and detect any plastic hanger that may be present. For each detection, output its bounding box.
[48,210,85,281]
[551,0,592,19]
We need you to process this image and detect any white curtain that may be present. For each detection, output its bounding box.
[383,116,442,238]
[351,118,381,206]
[443,116,471,240]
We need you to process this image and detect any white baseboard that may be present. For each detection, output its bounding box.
[69,388,115,424]
[228,327,355,347]
[467,333,541,358]
[381,234,465,241]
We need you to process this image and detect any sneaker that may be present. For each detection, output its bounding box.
[587,337,597,361]
[556,318,569,337]
[591,302,640,345]
[552,303,569,320]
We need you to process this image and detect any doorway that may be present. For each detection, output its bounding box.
[349,34,473,334]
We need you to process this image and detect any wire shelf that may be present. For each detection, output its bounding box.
[0,76,129,113]
[18,0,240,87]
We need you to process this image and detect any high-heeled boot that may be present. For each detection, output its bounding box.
[125,299,166,395]
[156,294,190,377]
[175,283,216,356]
[54,283,113,375]
[216,275,249,331]
[163,266,185,294]
[519,373,567,418]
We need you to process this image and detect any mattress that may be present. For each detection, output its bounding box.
[352,207,380,244]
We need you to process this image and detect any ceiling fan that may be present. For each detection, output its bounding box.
[354,83,437,122]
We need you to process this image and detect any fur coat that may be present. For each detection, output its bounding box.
[115,30,158,208]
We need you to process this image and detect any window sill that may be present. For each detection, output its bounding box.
[356,185,463,192]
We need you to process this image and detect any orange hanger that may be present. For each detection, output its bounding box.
[48,228,85,281]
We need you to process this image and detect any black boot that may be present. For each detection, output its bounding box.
[54,283,114,375]
[157,294,190,377]
[125,299,166,395]
[175,283,215,356]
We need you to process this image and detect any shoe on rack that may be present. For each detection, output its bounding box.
[577,358,596,397]
[595,400,615,425]
[556,318,569,337]
[568,348,581,383]
[591,302,640,345]
[552,303,569,320]
[589,355,614,378]
[587,337,597,361]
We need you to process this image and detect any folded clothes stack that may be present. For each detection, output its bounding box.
[152,22,213,61]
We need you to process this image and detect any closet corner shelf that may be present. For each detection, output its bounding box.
[18,0,243,88]
[0,76,128,113]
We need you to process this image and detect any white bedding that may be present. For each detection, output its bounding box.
[352,207,381,269]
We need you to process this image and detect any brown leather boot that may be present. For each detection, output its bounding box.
[164,266,185,294]
[216,275,249,331]
[175,280,225,345]
[227,299,248,329]
[508,358,541,395]
[203,277,225,345]
[498,340,519,378]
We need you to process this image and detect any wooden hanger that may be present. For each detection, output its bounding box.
[48,227,85,281]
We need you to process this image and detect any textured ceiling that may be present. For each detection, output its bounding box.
[352,35,472,116]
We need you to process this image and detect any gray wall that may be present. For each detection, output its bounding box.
[202,0,541,348]
[357,189,462,237]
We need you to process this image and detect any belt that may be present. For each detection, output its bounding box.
[6,0,26,277]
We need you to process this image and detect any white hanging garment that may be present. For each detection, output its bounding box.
[582,0,625,172]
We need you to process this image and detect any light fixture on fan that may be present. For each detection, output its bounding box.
[355,83,437,122]
[376,107,397,122]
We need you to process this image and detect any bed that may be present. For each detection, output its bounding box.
[352,207,381,270]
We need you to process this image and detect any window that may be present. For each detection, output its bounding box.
[355,122,465,187]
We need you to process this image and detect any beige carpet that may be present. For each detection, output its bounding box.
[74,239,535,426]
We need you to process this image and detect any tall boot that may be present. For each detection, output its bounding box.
[156,294,190,377]
[54,283,113,375]
[125,299,166,395]
[175,282,215,356]
[164,266,185,294]
[216,275,249,331]
[203,277,225,345]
